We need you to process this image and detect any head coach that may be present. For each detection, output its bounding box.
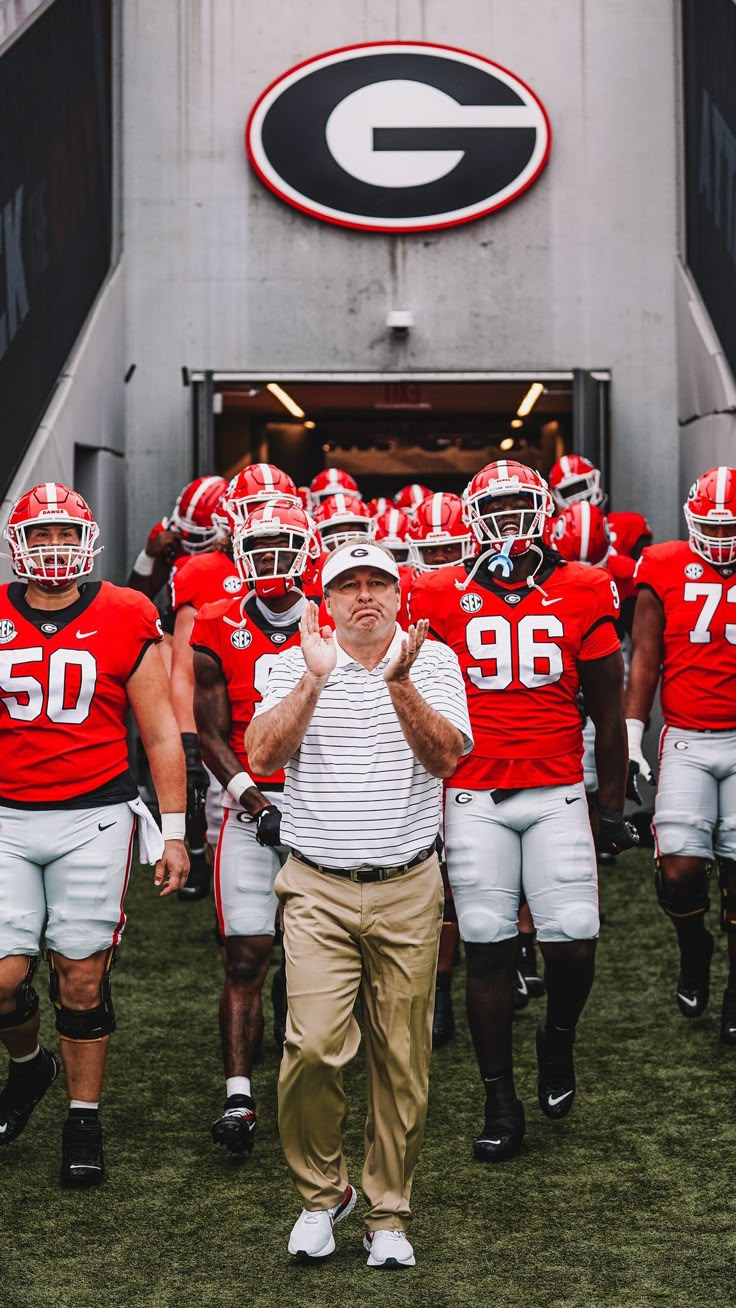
[245,540,472,1269]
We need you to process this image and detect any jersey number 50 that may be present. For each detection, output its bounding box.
[465,614,564,690]
[0,648,97,723]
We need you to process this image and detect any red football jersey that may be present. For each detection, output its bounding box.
[169,550,244,613]
[398,564,415,630]
[635,540,736,729]
[0,581,162,802]
[411,560,620,788]
[191,593,302,788]
[607,550,637,604]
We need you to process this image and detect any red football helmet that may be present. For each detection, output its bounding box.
[313,493,373,552]
[549,455,605,507]
[309,468,360,509]
[552,501,611,566]
[407,493,475,571]
[221,464,299,533]
[684,466,736,567]
[233,498,317,598]
[367,497,392,518]
[169,476,229,553]
[606,511,653,560]
[373,507,411,564]
[463,461,554,558]
[4,483,101,585]
[393,484,432,517]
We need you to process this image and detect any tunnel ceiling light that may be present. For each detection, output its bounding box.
[303,420,316,430]
[266,382,306,419]
[499,437,515,451]
[510,418,524,429]
[516,382,544,418]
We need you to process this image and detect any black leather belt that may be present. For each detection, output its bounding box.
[292,848,433,883]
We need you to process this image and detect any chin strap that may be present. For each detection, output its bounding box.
[455,539,551,594]
[487,538,514,578]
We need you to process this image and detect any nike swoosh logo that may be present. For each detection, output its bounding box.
[76,630,97,639]
[565,797,581,805]
[98,821,116,831]
[540,597,562,607]
[677,992,699,1009]
[547,1090,574,1107]
[479,1138,502,1146]
[0,1122,8,1134]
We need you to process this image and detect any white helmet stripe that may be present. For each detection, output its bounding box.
[579,501,591,562]
[496,459,508,480]
[431,494,443,530]
[716,465,728,510]
[560,456,572,477]
[45,481,58,508]
[258,464,275,493]
[187,476,221,517]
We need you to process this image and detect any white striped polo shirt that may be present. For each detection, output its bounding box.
[253,624,473,868]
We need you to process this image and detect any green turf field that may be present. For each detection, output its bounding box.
[5,847,736,1308]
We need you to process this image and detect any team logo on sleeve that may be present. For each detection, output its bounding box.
[231,628,253,649]
[0,619,17,643]
[223,576,244,594]
[684,562,704,580]
[460,592,483,613]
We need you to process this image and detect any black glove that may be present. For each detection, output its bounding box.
[597,807,640,857]
[255,804,282,848]
[181,733,209,849]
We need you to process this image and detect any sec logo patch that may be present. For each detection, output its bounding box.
[460,593,483,614]
[684,562,704,580]
[0,619,16,643]
[223,576,244,594]
[231,628,253,649]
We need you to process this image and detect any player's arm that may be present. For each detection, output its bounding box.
[127,525,178,599]
[623,587,664,785]
[170,604,197,732]
[127,642,189,895]
[578,650,637,854]
[193,650,278,824]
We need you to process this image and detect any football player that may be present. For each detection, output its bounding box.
[625,467,736,1042]
[372,507,411,565]
[127,475,230,604]
[169,464,299,899]
[191,500,319,1155]
[309,468,361,512]
[548,455,606,509]
[394,483,432,518]
[312,494,374,552]
[411,461,635,1161]
[0,483,188,1186]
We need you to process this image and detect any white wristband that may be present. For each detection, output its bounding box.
[227,771,254,803]
[161,813,186,841]
[625,719,645,753]
[134,549,156,577]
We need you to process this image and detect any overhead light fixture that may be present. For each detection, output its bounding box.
[303,420,316,430]
[499,437,515,452]
[516,382,544,418]
[266,382,305,419]
[510,418,524,430]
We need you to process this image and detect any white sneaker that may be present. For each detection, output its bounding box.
[288,1184,357,1260]
[363,1230,416,1268]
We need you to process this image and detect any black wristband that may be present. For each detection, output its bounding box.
[181,733,202,767]
[598,807,624,825]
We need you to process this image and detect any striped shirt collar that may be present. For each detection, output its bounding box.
[334,622,403,669]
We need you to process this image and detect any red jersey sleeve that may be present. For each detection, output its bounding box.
[190,600,228,662]
[578,569,621,660]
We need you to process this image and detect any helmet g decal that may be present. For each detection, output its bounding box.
[246,43,551,232]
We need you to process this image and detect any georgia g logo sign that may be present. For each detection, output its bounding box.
[246,42,551,232]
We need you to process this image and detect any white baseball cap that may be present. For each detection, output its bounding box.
[321,543,400,588]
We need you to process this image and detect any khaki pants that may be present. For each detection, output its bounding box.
[275,852,443,1231]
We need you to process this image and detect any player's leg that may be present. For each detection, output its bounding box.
[522,782,599,1122]
[517,898,545,1000]
[715,742,736,1042]
[43,804,136,1188]
[653,732,718,1017]
[211,804,283,1156]
[0,810,59,1146]
[444,788,525,1161]
[433,847,460,1048]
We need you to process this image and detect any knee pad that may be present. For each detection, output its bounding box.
[0,957,40,1031]
[719,860,736,932]
[458,907,510,944]
[655,863,711,919]
[48,949,117,1042]
[554,902,600,941]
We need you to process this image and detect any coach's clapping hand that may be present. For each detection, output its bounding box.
[300,601,336,682]
[383,620,429,684]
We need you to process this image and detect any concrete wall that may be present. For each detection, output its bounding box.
[123,0,681,557]
[0,265,127,582]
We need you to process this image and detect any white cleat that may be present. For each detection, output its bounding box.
[364,1230,416,1269]
[288,1184,357,1260]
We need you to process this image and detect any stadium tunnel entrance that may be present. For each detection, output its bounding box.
[186,371,610,500]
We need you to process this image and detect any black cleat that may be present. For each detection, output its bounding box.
[474,1079,525,1163]
[432,986,455,1048]
[536,1020,576,1120]
[676,930,714,1019]
[60,1116,105,1188]
[720,988,736,1046]
[0,1047,60,1146]
[518,936,545,999]
[178,849,211,901]
[513,968,529,1011]
[211,1094,256,1157]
